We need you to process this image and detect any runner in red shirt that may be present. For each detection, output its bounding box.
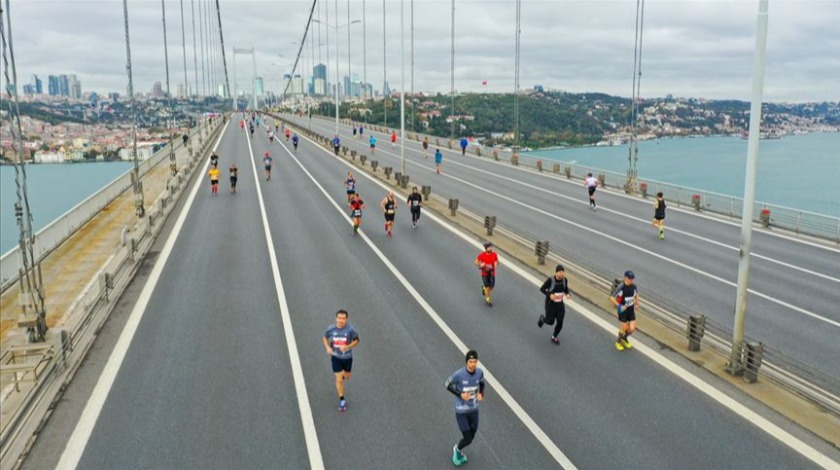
[285,128,291,141]
[474,242,499,307]
[349,194,365,236]
[390,131,397,148]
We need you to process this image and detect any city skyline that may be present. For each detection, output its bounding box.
[6,1,839,102]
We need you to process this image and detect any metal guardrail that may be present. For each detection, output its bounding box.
[0,120,213,292]
[306,115,840,242]
[0,117,227,470]
[443,196,840,416]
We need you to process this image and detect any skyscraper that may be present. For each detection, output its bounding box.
[151,82,164,98]
[68,75,81,99]
[48,75,59,95]
[58,75,70,96]
[313,63,327,96]
[255,77,264,97]
[31,75,43,94]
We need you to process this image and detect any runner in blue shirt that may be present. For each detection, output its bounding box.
[322,309,360,412]
[333,135,341,156]
[369,135,377,155]
[445,350,485,467]
[292,133,300,152]
[435,149,443,174]
[460,137,469,155]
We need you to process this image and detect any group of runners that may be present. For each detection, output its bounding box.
[584,172,667,239]
[206,151,239,195]
[344,170,425,236]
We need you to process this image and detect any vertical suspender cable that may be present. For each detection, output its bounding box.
[161,0,177,175]
[627,0,644,192]
[198,0,206,96]
[180,0,189,96]
[123,0,145,218]
[382,0,387,126]
[450,0,455,139]
[191,0,199,96]
[213,0,231,106]
[514,0,521,154]
[347,0,351,99]
[410,0,414,132]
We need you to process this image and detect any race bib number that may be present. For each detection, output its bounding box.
[353,209,362,217]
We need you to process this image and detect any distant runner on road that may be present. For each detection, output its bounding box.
[292,133,300,152]
[228,164,238,194]
[390,130,397,148]
[323,309,359,412]
[475,242,498,307]
[435,149,443,174]
[445,350,485,467]
[538,264,571,344]
[349,193,365,235]
[369,135,377,155]
[263,152,273,181]
[407,186,423,228]
[333,135,341,156]
[460,136,468,155]
[344,171,357,203]
[380,191,397,238]
[652,192,666,240]
[422,136,430,157]
[610,271,639,351]
[208,164,221,195]
[584,172,599,210]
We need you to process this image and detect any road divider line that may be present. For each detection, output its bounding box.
[56,120,230,470]
[275,136,578,470]
[245,132,325,469]
[291,127,839,470]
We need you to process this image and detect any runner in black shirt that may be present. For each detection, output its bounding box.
[610,271,640,350]
[407,186,423,228]
[538,265,571,344]
[651,192,666,240]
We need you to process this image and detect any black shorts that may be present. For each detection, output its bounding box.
[588,187,597,196]
[384,213,395,222]
[230,176,238,186]
[352,209,363,218]
[210,179,219,186]
[481,273,495,289]
[618,306,636,323]
[265,165,271,171]
[456,410,479,433]
[347,189,356,195]
[331,356,353,373]
[654,213,665,221]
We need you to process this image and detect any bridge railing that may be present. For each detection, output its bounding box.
[0,120,211,293]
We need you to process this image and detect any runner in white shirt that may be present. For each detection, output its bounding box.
[584,172,599,210]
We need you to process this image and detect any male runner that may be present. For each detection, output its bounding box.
[229,164,238,194]
[652,192,666,240]
[474,242,498,307]
[422,136,430,157]
[445,350,485,467]
[323,309,359,412]
[380,191,397,237]
[390,130,397,148]
[369,135,377,155]
[333,135,341,155]
[460,136,468,155]
[208,164,221,195]
[538,265,572,344]
[407,186,423,228]
[263,151,273,181]
[344,171,357,203]
[292,133,300,152]
[584,172,599,210]
[285,128,291,141]
[353,126,358,139]
[249,123,255,138]
[610,271,640,350]
[434,149,443,175]
[359,125,364,136]
[268,131,275,145]
[349,193,365,235]
[210,151,219,167]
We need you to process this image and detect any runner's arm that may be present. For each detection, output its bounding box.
[444,375,461,397]
[539,278,551,297]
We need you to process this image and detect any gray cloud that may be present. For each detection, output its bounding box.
[7,0,839,101]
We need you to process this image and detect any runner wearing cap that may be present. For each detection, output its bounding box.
[610,271,640,350]
[263,152,273,181]
[474,242,499,307]
[538,265,572,344]
[323,309,360,412]
[445,350,485,467]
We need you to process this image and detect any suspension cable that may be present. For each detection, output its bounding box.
[627,0,645,192]
[123,0,145,217]
[213,0,232,107]
[280,0,318,102]
[161,0,178,175]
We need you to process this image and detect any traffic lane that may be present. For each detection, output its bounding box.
[289,135,817,470]
[254,131,561,468]
[298,115,840,280]
[77,126,310,469]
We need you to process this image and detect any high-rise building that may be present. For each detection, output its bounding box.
[48,75,59,95]
[23,84,34,95]
[314,78,326,96]
[383,81,391,96]
[151,82,164,98]
[313,63,327,96]
[291,75,303,96]
[177,83,186,98]
[68,75,81,99]
[58,75,70,96]
[255,77,264,96]
[343,76,351,98]
[31,75,43,94]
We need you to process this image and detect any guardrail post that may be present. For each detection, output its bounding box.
[511,155,519,166]
[744,342,764,383]
[360,155,367,166]
[475,147,482,157]
[640,182,648,198]
[492,149,499,161]
[394,172,402,184]
[553,163,561,174]
[692,194,702,211]
[371,160,379,172]
[760,208,771,228]
[536,160,543,172]
[687,315,706,352]
[449,198,459,216]
[401,174,410,189]
[350,150,357,158]
[384,167,393,179]
[534,240,550,265]
[484,216,497,236]
[421,185,431,201]
[564,166,571,179]
[597,173,606,187]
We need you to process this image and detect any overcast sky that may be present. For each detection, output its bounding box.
[7,0,839,102]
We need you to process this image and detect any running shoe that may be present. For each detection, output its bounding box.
[452,446,464,466]
[487,301,493,308]
[615,341,625,351]
[622,337,633,349]
[551,336,560,344]
[538,315,545,328]
[338,399,347,412]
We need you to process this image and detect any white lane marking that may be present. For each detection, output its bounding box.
[245,133,325,469]
[276,136,577,470]
[306,122,838,329]
[293,128,840,469]
[57,121,230,469]
[306,115,839,254]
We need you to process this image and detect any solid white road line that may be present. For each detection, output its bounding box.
[57,121,230,469]
[294,128,839,469]
[246,133,325,469]
[275,137,578,470]
[322,129,839,329]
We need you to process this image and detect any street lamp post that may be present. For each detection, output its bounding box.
[400,0,405,174]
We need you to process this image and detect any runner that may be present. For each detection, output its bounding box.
[240,119,245,131]
[208,164,221,195]
[584,172,599,210]
[333,135,341,156]
[460,136,468,155]
[182,134,189,146]
[652,191,666,240]
[353,126,358,139]
[210,151,219,167]
[263,151,273,181]
[274,121,279,133]
[229,164,238,194]
[610,271,640,351]
[344,171,357,203]
[322,309,360,412]
[390,130,397,148]
[407,186,423,228]
[268,131,275,145]
[359,125,364,137]
[285,127,291,141]
[538,265,572,344]
[249,122,255,138]
[422,136,430,158]
[434,148,443,175]
[349,193,365,235]
[292,133,300,152]
[369,135,377,155]
[474,242,499,307]
[380,191,397,237]
[444,350,485,467]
